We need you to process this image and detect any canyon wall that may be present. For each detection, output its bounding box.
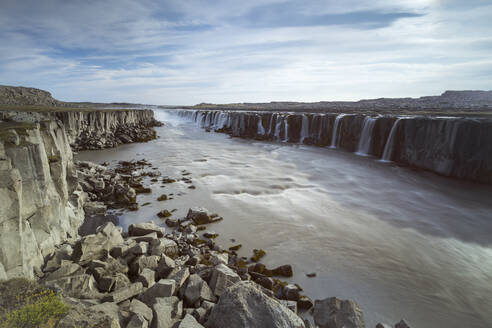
[0,109,159,279]
[176,110,492,184]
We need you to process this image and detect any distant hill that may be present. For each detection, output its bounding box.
[185,90,492,112]
[0,85,63,107]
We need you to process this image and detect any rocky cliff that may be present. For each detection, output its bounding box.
[0,108,161,279]
[176,110,492,184]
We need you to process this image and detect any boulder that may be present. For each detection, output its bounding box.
[205,281,305,328]
[129,298,153,323]
[186,207,211,225]
[73,222,124,264]
[280,300,298,313]
[156,255,176,278]
[127,314,148,328]
[150,238,179,257]
[130,255,160,276]
[313,297,365,328]
[395,319,412,328]
[168,266,190,290]
[137,268,156,288]
[91,302,126,327]
[57,306,120,328]
[184,274,216,305]
[209,264,241,297]
[128,221,165,238]
[152,296,181,328]
[179,313,205,328]
[283,284,300,301]
[84,201,107,216]
[128,232,159,244]
[272,264,293,277]
[139,279,176,305]
[102,282,145,303]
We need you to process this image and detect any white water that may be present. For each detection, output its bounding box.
[300,114,309,144]
[330,114,346,148]
[284,116,289,142]
[356,116,377,156]
[78,110,492,328]
[382,118,402,161]
[257,117,266,135]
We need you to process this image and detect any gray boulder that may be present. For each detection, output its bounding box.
[129,298,153,323]
[184,274,216,305]
[186,207,211,225]
[102,282,145,303]
[139,279,176,306]
[137,268,156,288]
[167,266,190,290]
[152,296,181,328]
[205,281,305,328]
[313,297,365,328]
[209,264,241,297]
[73,222,124,263]
[129,221,165,238]
[57,306,120,328]
[395,319,412,328]
[179,313,205,328]
[127,314,148,328]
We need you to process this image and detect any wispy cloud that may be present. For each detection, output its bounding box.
[0,0,491,104]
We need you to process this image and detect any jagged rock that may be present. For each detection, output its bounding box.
[283,284,301,301]
[137,268,156,288]
[79,215,119,237]
[184,274,216,305]
[57,305,121,328]
[128,232,159,244]
[156,255,176,278]
[212,253,229,266]
[127,314,148,328]
[313,297,365,328]
[298,295,313,311]
[157,210,172,218]
[44,272,102,299]
[73,222,124,264]
[102,282,145,303]
[84,201,107,216]
[376,324,392,328]
[205,281,305,328]
[43,261,83,281]
[272,264,293,277]
[395,319,412,328]
[209,264,241,297]
[192,307,207,324]
[128,221,165,238]
[110,240,137,258]
[186,207,211,225]
[129,242,149,256]
[130,255,160,276]
[280,300,298,313]
[43,244,74,273]
[165,218,179,227]
[150,238,179,257]
[91,302,126,327]
[179,313,205,328]
[139,279,176,305]
[129,298,153,323]
[152,296,181,328]
[168,266,190,290]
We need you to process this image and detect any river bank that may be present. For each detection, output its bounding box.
[76,109,492,328]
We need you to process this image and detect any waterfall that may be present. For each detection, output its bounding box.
[274,115,282,140]
[356,116,377,156]
[257,116,265,135]
[300,115,309,144]
[268,114,274,136]
[330,114,346,148]
[381,118,402,162]
[283,116,289,142]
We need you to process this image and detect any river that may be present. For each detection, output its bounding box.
[77,109,492,328]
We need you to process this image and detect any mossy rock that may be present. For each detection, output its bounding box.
[157,209,172,218]
[157,194,168,201]
[228,244,242,251]
[250,249,266,262]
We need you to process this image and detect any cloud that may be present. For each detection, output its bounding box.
[0,0,491,104]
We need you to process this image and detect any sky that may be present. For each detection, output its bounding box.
[0,0,491,105]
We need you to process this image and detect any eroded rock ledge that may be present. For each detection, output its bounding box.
[0,109,161,280]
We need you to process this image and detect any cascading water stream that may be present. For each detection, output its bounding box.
[257,116,266,135]
[356,116,377,156]
[330,114,346,148]
[283,116,289,142]
[274,115,282,141]
[300,114,309,144]
[381,118,403,162]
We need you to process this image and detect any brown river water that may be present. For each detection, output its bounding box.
[76,109,492,328]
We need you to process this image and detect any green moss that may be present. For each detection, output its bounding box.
[228,244,242,251]
[157,194,168,201]
[48,155,60,164]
